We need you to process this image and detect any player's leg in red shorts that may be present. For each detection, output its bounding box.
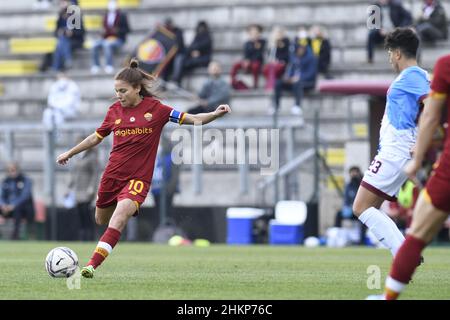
[116,178,150,216]
[95,177,127,225]
[424,167,450,213]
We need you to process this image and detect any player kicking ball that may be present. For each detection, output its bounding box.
[56,58,231,278]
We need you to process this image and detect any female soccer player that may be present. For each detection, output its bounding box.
[56,58,231,278]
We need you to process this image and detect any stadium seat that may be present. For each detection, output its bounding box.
[9,37,56,54]
[352,123,368,138]
[78,0,140,9]
[45,15,103,32]
[321,148,346,167]
[0,60,39,76]
[269,201,307,245]
[326,175,345,191]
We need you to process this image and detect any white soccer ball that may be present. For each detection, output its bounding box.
[45,247,79,278]
[304,236,320,248]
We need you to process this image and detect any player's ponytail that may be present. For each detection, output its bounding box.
[115,57,161,98]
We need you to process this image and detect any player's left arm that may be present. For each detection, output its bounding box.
[181,104,231,125]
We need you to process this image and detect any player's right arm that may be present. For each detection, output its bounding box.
[56,133,102,165]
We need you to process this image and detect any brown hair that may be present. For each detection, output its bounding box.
[115,58,161,98]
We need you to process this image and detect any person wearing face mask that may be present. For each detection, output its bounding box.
[42,72,81,130]
[90,0,130,74]
[334,166,366,244]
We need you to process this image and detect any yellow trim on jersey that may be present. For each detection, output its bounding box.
[95,131,104,139]
[179,112,186,125]
[422,189,432,204]
[430,91,447,99]
[133,201,140,211]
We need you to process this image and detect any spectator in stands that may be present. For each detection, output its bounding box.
[272,43,317,116]
[187,61,230,114]
[0,162,35,240]
[160,17,185,83]
[367,0,412,63]
[52,0,85,71]
[90,0,130,74]
[415,0,448,44]
[294,26,310,47]
[308,25,332,79]
[172,21,213,87]
[262,25,290,90]
[231,24,266,90]
[42,72,81,130]
[334,166,366,245]
[66,136,99,241]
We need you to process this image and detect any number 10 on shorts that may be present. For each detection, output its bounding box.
[129,179,144,195]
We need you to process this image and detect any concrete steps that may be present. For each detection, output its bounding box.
[0,0,392,208]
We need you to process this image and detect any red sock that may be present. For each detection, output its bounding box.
[87,227,121,269]
[387,235,426,299]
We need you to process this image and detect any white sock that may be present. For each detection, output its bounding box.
[359,207,405,256]
[385,276,406,292]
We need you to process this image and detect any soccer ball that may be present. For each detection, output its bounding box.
[45,247,79,278]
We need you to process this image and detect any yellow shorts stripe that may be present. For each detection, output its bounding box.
[133,201,140,211]
[430,91,447,99]
[422,189,432,204]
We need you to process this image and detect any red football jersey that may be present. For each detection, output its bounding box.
[430,54,450,159]
[95,96,185,183]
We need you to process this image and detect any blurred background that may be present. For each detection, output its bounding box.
[0,0,449,247]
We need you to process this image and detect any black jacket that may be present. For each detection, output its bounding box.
[187,31,213,59]
[244,38,266,63]
[418,2,448,39]
[0,174,34,216]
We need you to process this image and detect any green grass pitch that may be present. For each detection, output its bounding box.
[1,242,449,300]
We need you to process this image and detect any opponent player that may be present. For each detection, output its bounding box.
[369,54,450,300]
[56,58,231,278]
[352,28,430,257]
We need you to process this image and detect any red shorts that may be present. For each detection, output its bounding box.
[96,176,150,212]
[424,158,450,212]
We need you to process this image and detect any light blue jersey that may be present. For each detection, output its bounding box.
[379,66,430,158]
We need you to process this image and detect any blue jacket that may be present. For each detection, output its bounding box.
[285,45,317,83]
[0,174,33,209]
